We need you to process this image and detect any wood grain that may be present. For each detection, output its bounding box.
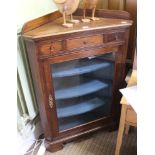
[23,15,132,40]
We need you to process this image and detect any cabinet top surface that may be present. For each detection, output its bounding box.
[23,16,132,40]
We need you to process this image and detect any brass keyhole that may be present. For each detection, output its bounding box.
[50,45,54,51]
[83,41,87,45]
[115,34,118,40]
[50,42,55,52]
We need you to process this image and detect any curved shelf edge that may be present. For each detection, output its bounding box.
[57,97,108,118]
[52,61,112,78]
[55,80,108,100]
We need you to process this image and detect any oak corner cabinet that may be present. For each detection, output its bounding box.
[22,9,132,152]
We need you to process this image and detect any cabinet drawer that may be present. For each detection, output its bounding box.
[37,32,124,57]
[126,108,137,124]
[66,35,103,50]
[106,32,125,42]
[38,40,63,56]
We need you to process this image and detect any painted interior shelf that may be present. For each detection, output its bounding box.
[57,97,107,118]
[52,59,111,78]
[58,104,110,131]
[55,80,108,100]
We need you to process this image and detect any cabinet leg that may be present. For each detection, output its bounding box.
[45,142,64,153]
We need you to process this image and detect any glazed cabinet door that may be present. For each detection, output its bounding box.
[43,52,117,133]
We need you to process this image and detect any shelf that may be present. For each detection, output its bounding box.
[55,80,108,100]
[52,59,111,78]
[57,97,106,118]
[58,104,110,131]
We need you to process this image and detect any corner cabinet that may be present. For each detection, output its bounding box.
[22,9,132,152]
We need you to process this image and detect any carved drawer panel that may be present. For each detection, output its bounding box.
[38,40,63,56]
[106,32,125,43]
[37,32,125,58]
[66,35,104,50]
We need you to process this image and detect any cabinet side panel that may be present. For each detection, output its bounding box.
[111,28,130,121]
[24,39,57,140]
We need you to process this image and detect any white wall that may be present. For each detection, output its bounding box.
[17,0,57,29]
[17,1,58,153]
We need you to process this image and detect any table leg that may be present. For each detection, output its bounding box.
[125,124,130,135]
[115,104,127,155]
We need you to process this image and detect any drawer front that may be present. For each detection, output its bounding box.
[38,40,63,56]
[126,108,137,124]
[106,32,125,42]
[66,35,103,50]
[37,32,124,58]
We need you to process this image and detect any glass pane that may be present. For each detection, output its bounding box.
[51,53,115,131]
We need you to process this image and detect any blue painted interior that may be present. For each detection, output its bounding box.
[55,80,108,100]
[51,54,115,131]
[57,97,106,118]
[52,59,111,78]
[58,102,111,130]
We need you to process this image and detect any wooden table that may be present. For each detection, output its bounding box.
[115,70,137,155]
